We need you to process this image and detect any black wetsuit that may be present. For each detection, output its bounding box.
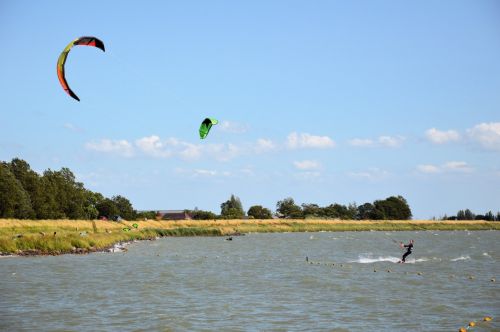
[401,243,413,262]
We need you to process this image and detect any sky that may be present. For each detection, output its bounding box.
[1,0,499,219]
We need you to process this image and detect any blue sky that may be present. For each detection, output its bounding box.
[1,1,499,219]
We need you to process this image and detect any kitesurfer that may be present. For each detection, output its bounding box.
[399,239,414,263]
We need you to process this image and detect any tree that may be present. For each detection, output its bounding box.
[356,203,375,220]
[82,190,103,220]
[346,203,358,220]
[220,194,245,219]
[136,210,158,220]
[42,168,86,219]
[484,211,494,221]
[276,197,303,219]
[7,158,48,218]
[464,209,474,220]
[112,195,136,220]
[322,203,341,219]
[0,158,139,220]
[0,163,35,218]
[247,205,273,219]
[373,196,412,220]
[188,209,217,220]
[301,203,322,218]
[96,198,119,219]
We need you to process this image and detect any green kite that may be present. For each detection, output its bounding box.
[199,118,218,139]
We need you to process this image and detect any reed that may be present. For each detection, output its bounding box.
[0,219,498,255]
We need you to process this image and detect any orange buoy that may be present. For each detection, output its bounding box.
[483,316,492,322]
[469,321,476,327]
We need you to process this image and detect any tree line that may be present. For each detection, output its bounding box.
[442,209,500,221]
[5,158,495,222]
[188,194,413,220]
[0,158,135,220]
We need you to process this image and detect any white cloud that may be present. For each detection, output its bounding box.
[64,123,84,133]
[219,121,248,134]
[378,135,405,147]
[175,167,234,178]
[204,143,242,162]
[135,135,172,158]
[349,138,374,147]
[135,136,232,161]
[294,171,322,180]
[254,138,276,153]
[178,143,203,160]
[86,132,335,162]
[240,167,255,176]
[85,139,134,157]
[193,169,218,177]
[417,161,473,174]
[466,122,500,151]
[349,135,405,148]
[348,168,389,181]
[133,136,247,161]
[226,143,242,159]
[293,160,322,171]
[442,161,473,172]
[287,132,335,149]
[416,164,440,174]
[425,128,460,144]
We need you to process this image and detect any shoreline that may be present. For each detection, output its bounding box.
[1,219,498,256]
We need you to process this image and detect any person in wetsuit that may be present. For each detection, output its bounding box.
[399,239,414,263]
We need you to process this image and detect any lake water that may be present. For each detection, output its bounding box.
[1,231,498,331]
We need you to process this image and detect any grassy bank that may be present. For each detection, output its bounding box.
[0,219,498,255]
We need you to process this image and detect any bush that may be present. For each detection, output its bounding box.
[247,205,273,219]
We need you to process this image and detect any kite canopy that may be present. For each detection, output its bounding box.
[199,118,218,139]
[56,36,105,101]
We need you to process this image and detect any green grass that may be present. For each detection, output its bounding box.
[0,219,498,255]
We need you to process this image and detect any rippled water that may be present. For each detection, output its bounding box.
[1,231,498,331]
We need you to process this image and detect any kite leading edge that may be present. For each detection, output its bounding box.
[56,36,105,101]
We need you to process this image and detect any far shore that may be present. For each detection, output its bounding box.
[1,219,498,256]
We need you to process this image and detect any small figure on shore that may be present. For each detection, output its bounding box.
[399,239,414,263]
[53,231,57,237]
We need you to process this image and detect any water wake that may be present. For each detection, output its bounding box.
[352,256,400,264]
[350,255,430,264]
[450,255,470,262]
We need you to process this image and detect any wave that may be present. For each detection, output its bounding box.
[353,256,400,263]
[451,255,470,262]
[350,255,430,264]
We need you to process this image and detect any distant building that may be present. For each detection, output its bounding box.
[156,210,192,220]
